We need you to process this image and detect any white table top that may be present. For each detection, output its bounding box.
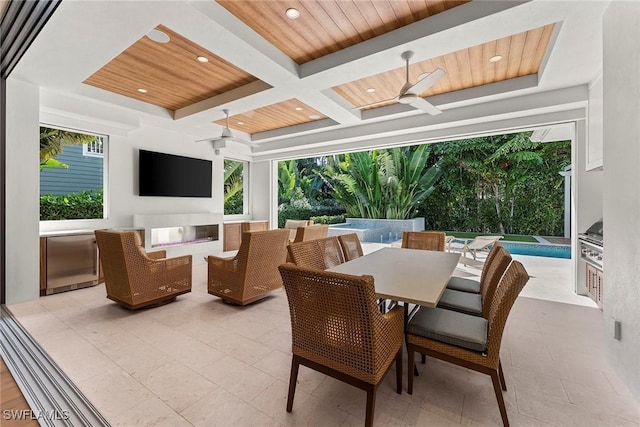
[327,247,460,307]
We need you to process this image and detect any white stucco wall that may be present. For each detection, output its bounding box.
[6,87,231,302]
[602,1,640,399]
[249,160,274,227]
[5,79,40,304]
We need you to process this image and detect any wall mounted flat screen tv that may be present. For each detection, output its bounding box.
[139,149,212,197]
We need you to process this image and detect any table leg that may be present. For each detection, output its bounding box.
[404,302,419,377]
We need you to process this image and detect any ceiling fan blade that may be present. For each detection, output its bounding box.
[407,68,445,96]
[352,97,398,110]
[410,97,442,115]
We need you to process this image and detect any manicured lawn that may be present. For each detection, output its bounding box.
[446,232,539,243]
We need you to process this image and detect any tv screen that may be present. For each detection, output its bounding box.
[139,149,212,197]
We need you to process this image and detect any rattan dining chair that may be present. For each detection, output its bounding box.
[207,229,289,305]
[283,219,313,241]
[446,242,504,294]
[406,260,529,427]
[401,231,446,251]
[338,233,364,261]
[287,236,345,270]
[278,264,404,427]
[95,230,192,310]
[438,246,512,318]
[292,223,329,243]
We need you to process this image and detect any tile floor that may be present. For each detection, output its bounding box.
[7,250,639,426]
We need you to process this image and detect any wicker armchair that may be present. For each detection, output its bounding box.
[278,264,404,427]
[287,236,345,270]
[401,231,446,251]
[338,233,364,261]
[208,229,289,305]
[407,261,529,427]
[95,230,192,310]
[446,242,503,294]
[292,224,329,243]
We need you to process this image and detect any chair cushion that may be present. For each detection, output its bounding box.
[407,306,488,352]
[437,289,482,316]
[446,276,480,293]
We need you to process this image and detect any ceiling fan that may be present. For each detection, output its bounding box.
[196,109,248,151]
[355,51,445,115]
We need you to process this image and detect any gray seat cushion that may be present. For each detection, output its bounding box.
[446,276,480,293]
[407,306,488,352]
[437,289,482,316]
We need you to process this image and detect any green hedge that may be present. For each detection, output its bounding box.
[40,190,103,220]
[278,203,346,228]
[309,215,345,225]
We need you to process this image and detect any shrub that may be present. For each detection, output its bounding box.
[310,215,345,225]
[40,190,103,220]
[278,203,346,228]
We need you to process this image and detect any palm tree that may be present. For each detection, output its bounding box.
[224,160,244,214]
[39,127,99,171]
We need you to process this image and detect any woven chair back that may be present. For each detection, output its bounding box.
[293,224,329,243]
[479,246,512,318]
[338,233,364,261]
[288,236,345,270]
[485,260,529,364]
[235,229,290,301]
[479,242,502,284]
[279,263,399,384]
[95,230,192,308]
[401,231,446,251]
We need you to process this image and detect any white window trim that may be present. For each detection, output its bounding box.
[82,137,104,158]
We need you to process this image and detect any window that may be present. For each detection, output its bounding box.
[224,159,248,215]
[39,126,107,220]
[83,137,104,157]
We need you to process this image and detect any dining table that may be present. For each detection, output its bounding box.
[327,246,461,311]
[327,246,461,375]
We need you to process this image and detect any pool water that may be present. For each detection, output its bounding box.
[498,242,570,259]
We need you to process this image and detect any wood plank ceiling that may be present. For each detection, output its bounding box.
[216,0,469,64]
[214,99,327,134]
[333,24,556,110]
[83,25,261,111]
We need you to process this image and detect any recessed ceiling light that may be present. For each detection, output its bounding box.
[146,29,170,44]
[309,114,320,120]
[196,56,209,63]
[366,88,376,93]
[237,121,244,125]
[295,107,303,111]
[489,55,503,63]
[137,88,148,93]
[285,8,300,19]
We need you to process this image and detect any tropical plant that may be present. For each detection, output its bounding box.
[39,126,98,171]
[321,146,441,219]
[224,159,244,215]
[278,159,297,204]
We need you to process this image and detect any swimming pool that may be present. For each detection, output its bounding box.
[449,239,570,259]
[500,242,571,259]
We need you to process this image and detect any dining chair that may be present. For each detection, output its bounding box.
[287,236,345,270]
[278,263,404,427]
[338,233,364,261]
[446,242,504,294]
[292,223,329,243]
[207,229,289,305]
[283,219,313,241]
[95,230,192,309]
[438,246,512,318]
[401,231,446,251]
[406,260,529,427]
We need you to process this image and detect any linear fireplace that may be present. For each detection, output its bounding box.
[151,224,219,248]
[133,213,223,260]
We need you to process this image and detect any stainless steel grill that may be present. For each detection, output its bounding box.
[578,219,603,269]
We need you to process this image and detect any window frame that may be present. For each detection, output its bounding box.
[39,123,109,221]
[223,157,249,218]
